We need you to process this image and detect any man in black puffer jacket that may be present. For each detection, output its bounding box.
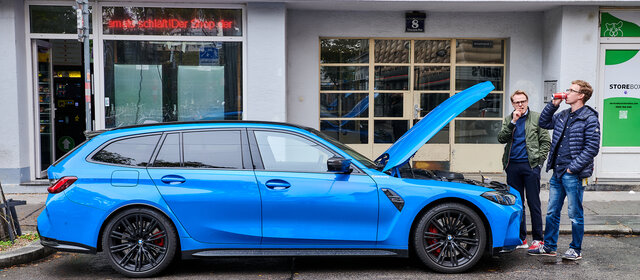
[528,80,600,261]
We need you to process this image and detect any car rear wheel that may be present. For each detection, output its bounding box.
[413,203,486,273]
[102,208,177,278]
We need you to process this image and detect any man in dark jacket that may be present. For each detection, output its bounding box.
[529,80,601,261]
[498,90,550,251]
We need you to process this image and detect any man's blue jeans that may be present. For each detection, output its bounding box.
[543,172,584,253]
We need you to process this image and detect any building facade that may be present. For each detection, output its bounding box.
[0,0,639,185]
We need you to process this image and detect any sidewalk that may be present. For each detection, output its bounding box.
[3,186,640,235]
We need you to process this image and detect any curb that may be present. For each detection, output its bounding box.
[0,240,55,268]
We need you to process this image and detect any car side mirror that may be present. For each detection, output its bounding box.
[327,157,353,174]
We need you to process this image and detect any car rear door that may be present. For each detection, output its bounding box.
[250,129,378,245]
[147,128,261,244]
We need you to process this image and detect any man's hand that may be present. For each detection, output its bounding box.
[566,168,572,174]
[512,110,522,122]
[552,98,562,107]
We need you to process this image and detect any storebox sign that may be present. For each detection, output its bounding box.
[603,49,640,147]
[601,12,640,37]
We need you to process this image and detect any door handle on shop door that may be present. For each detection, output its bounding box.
[161,175,186,185]
[265,179,291,190]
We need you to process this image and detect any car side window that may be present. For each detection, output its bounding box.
[154,133,181,167]
[182,130,243,169]
[92,134,160,167]
[254,131,333,173]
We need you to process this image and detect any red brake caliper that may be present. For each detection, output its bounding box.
[151,229,165,247]
[427,225,441,255]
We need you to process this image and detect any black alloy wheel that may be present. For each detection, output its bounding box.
[102,208,177,278]
[413,203,486,273]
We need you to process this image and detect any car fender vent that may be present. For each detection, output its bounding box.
[381,188,404,211]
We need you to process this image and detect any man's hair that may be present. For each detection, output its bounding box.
[572,80,593,103]
[510,90,529,103]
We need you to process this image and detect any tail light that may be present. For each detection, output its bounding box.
[48,176,77,194]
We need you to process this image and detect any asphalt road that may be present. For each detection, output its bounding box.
[2,235,639,279]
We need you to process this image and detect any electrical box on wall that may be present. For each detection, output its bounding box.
[544,80,557,103]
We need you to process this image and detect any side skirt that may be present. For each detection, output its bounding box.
[182,249,409,260]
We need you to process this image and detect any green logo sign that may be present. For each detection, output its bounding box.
[58,136,75,152]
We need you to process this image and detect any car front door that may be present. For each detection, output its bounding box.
[147,129,261,244]
[250,129,378,246]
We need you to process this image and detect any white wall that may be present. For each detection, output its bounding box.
[560,6,600,108]
[0,0,29,183]
[246,2,287,122]
[286,10,544,128]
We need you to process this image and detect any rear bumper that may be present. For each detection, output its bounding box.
[39,236,97,254]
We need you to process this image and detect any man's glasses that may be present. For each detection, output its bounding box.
[566,89,581,94]
[512,100,527,105]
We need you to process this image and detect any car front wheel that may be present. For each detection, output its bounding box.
[102,208,177,278]
[413,203,486,273]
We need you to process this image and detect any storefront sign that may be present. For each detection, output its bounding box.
[107,19,234,30]
[601,12,640,37]
[102,7,242,36]
[405,11,426,32]
[603,49,640,146]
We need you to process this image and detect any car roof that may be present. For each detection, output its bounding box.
[86,120,315,139]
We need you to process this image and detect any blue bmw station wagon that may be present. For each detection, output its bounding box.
[38,82,522,277]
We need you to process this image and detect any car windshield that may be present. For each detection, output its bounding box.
[304,128,378,170]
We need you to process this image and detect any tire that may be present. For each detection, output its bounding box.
[413,203,486,273]
[102,208,177,278]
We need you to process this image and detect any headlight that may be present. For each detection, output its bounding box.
[481,191,516,205]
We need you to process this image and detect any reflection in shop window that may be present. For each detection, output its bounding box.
[320,93,369,118]
[459,93,503,118]
[374,93,403,117]
[374,120,409,143]
[455,120,501,144]
[375,40,410,63]
[320,120,368,144]
[455,66,503,91]
[455,39,504,64]
[374,66,408,90]
[320,39,369,64]
[103,41,242,128]
[320,66,368,90]
[414,40,450,63]
[414,66,450,90]
[30,5,93,34]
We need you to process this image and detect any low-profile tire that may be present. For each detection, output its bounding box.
[102,207,177,278]
[413,203,486,273]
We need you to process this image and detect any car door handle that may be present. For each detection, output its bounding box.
[161,175,186,185]
[265,179,291,190]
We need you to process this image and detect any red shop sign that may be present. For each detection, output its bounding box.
[107,18,234,30]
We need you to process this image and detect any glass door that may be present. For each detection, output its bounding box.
[33,40,54,178]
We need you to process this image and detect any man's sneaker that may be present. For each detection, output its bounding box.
[516,239,529,249]
[527,245,557,256]
[529,240,543,251]
[562,248,582,260]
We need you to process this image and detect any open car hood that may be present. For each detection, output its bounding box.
[376,81,495,172]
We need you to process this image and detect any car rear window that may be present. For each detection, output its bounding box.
[91,134,161,167]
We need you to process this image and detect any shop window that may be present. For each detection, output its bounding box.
[103,41,242,128]
[319,38,505,154]
[30,5,93,34]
